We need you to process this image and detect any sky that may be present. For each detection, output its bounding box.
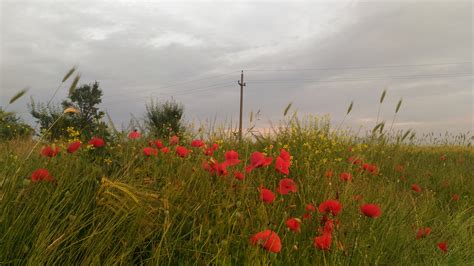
[1,0,473,134]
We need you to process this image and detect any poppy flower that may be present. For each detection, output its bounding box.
[314,233,332,250]
[250,151,273,168]
[348,156,362,165]
[286,218,301,232]
[250,230,281,253]
[161,147,170,153]
[191,139,205,148]
[451,194,460,201]
[339,172,352,182]
[234,171,244,181]
[67,141,81,153]
[319,200,342,216]
[323,219,335,234]
[275,156,290,175]
[169,135,179,145]
[41,145,59,157]
[353,194,364,201]
[176,146,190,158]
[128,130,141,139]
[362,163,378,174]
[325,170,333,178]
[440,154,446,161]
[260,188,276,203]
[143,147,158,157]
[225,150,241,166]
[31,168,53,182]
[360,203,381,218]
[395,164,405,173]
[437,242,447,253]
[277,178,297,195]
[303,213,312,220]
[204,147,214,156]
[89,137,105,148]
[216,162,229,176]
[416,227,432,239]
[411,184,422,193]
[306,203,316,212]
[154,140,164,149]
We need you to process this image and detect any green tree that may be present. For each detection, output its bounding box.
[29,81,107,140]
[144,99,184,137]
[0,108,33,140]
[61,81,106,138]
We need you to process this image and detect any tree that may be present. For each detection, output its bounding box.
[144,99,184,137]
[62,81,105,135]
[29,81,107,140]
[0,108,33,140]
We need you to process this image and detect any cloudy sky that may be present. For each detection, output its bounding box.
[1,0,472,134]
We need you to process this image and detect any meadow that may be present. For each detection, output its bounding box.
[0,112,473,265]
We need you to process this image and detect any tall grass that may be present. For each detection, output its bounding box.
[1,112,472,264]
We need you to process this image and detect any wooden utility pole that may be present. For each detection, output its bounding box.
[238,70,246,141]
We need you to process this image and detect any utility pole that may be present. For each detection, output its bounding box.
[238,70,246,141]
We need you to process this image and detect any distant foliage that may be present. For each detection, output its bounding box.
[0,108,32,140]
[29,81,108,140]
[144,99,184,137]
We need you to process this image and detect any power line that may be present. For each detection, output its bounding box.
[104,70,238,98]
[244,61,473,72]
[247,72,473,84]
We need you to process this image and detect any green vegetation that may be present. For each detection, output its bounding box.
[0,114,472,264]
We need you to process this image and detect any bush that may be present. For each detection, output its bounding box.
[0,108,33,140]
[144,99,184,137]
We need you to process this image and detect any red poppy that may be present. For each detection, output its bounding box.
[440,154,446,161]
[362,163,378,174]
[339,172,352,182]
[325,170,333,178]
[275,149,291,175]
[306,203,316,212]
[314,233,332,250]
[348,156,362,165]
[161,147,170,153]
[360,203,382,218]
[451,194,460,201]
[234,171,244,181]
[204,147,214,156]
[250,151,273,168]
[154,140,164,149]
[216,162,229,176]
[31,168,53,182]
[416,227,432,239]
[191,139,205,148]
[277,178,297,195]
[169,135,179,145]
[250,230,281,253]
[411,184,422,193]
[260,188,276,203]
[176,146,190,158]
[225,150,241,166]
[275,156,290,175]
[128,130,141,139]
[318,200,342,216]
[286,218,301,232]
[303,213,312,220]
[353,194,364,201]
[437,242,447,253]
[395,164,405,173]
[67,141,81,153]
[89,137,105,148]
[41,145,59,157]
[143,147,158,157]
[323,219,335,234]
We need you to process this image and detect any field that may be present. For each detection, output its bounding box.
[0,117,473,265]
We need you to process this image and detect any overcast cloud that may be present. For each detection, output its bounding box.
[1,0,472,134]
